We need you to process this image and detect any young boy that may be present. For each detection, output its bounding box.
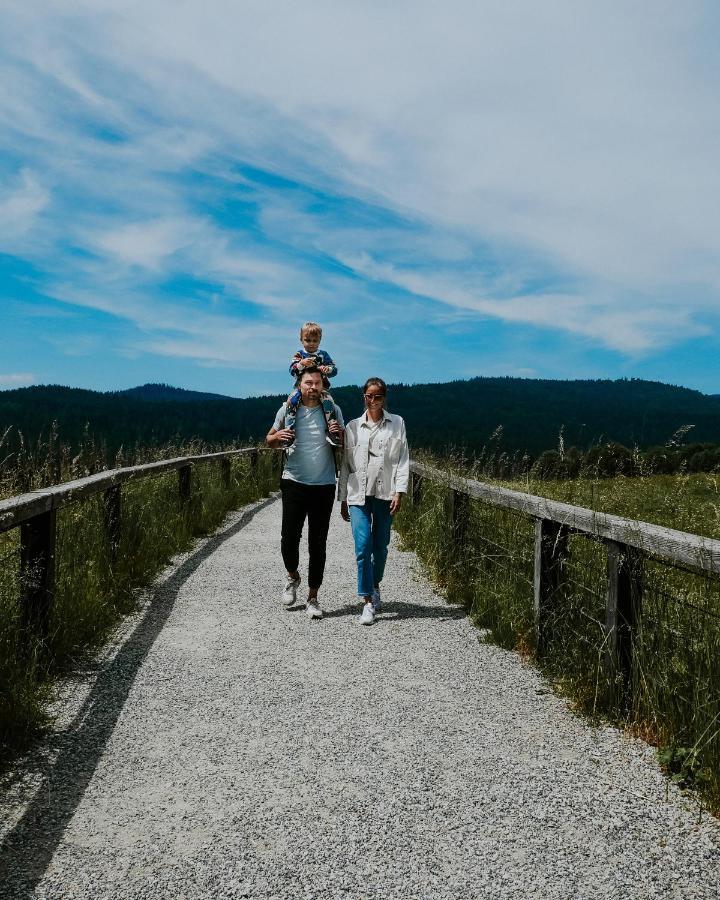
[284,322,340,449]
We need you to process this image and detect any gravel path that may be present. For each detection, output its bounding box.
[1,494,720,899]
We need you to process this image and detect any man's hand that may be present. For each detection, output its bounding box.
[390,493,403,515]
[268,427,293,448]
[328,421,344,443]
[340,500,350,522]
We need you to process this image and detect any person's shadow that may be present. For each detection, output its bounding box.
[322,600,466,621]
[0,495,276,899]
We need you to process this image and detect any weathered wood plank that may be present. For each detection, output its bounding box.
[220,458,232,490]
[411,471,423,507]
[178,465,192,503]
[20,509,56,643]
[604,542,643,705]
[103,486,122,557]
[534,519,569,657]
[451,489,469,544]
[411,461,720,575]
[0,448,265,533]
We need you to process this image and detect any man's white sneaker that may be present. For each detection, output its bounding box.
[306,599,323,619]
[282,576,300,607]
[371,587,382,613]
[358,602,375,626]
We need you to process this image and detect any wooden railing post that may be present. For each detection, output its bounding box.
[20,510,57,643]
[411,472,423,507]
[604,541,642,706]
[220,458,232,490]
[534,518,569,657]
[178,465,192,503]
[451,489,469,544]
[250,449,259,471]
[103,486,122,558]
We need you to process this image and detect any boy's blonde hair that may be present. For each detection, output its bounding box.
[300,321,322,339]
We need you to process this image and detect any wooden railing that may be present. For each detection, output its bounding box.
[0,447,274,640]
[410,461,720,699]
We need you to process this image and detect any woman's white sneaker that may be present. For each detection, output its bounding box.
[306,599,323,619]
[358,602,375,625]
[282,576,300,607]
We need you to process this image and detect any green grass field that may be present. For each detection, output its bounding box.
[497,471,720,540]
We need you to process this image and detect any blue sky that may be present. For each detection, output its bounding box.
[1,0,720,397]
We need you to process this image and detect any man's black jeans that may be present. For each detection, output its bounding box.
[280,478,336,589]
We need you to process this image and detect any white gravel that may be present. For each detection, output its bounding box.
[1,494,720,899]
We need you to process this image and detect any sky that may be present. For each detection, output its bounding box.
[1,0,720,397]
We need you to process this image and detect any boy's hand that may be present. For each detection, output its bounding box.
[319,365,331,374]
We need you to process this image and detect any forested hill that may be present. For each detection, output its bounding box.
[1,378,719,458]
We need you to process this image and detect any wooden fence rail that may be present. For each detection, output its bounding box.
[0,447,275,644]
[410,461,720,702]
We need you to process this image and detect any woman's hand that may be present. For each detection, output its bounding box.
[390,493,403,515]
[340,500,350,522]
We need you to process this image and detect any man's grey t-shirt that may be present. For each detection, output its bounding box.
[273,403,344,485]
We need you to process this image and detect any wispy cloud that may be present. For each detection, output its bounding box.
[0,169,49,243]
[0,373,36,388]
[1,0,719,393]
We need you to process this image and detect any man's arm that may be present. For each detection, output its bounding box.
[267,406,292,448]
[266,426,293,449]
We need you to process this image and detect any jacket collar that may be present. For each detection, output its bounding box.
[361,409,392,427]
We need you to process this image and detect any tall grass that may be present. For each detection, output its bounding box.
[0,444,278,758]
[396,453,720,811]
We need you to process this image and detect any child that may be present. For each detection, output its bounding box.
[284,321,340,449]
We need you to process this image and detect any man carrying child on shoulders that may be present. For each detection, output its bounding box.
[266,361,345,621]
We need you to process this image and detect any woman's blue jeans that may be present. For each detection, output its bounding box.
[349,496,393,598]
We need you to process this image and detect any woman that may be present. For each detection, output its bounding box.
[338,377,410,625]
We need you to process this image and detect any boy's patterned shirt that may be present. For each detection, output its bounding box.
[289,348,338,379]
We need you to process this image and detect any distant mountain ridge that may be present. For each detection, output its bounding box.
[115,383,234,403]
[1,377,719,458]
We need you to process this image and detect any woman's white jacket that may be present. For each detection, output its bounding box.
[337,410,410,505]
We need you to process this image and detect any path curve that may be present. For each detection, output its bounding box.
[1,496,719,899]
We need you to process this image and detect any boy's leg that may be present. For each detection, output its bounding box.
[284,387,301,428]
[321,391,341,446]
[321,391,337,423]
[283,388,302,447]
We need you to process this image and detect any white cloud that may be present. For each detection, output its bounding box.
[0,169,49,243]
[0,373,36,387]
[1,0,719,372]
[92,217,210,271]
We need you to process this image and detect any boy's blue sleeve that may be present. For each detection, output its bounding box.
[318,349,337,378]
[289,349,305,377]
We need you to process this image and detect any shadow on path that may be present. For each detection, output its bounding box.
[0,495,277,899]
[323,600,467,621]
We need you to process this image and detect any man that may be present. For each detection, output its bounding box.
[266,367,345,619]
